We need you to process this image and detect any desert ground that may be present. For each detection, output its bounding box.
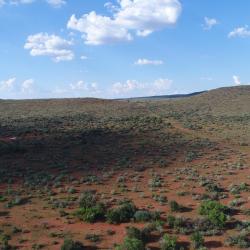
[0,86,249,249]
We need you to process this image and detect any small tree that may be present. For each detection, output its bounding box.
[190,232,205,249]
[160,234,178,250]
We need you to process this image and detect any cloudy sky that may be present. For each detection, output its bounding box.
[0,0,250,99]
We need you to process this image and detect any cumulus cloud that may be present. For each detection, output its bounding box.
[153,78,172,91]
[228,26,250,38]
[67,0,182,45]
[67,12,133,45]
[112,80,142,94]
[112,78,172,97]
[0,77,38,99]
[53,80,100,98]
[233,75,241,85]
[0,77,16,91]
[24,33,74,62]
[134,58,164,65]
[46,0,65,8]
[70,81,99,93]
[9,0,34,5]
[1,0,65,7]
[21,78,34,93]
[203,17,218,30]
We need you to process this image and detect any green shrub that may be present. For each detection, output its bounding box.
[6,196,28,208]
[0,196,6,202]
[115,237,144,250]
[107,202,136,224]
[74,203,105,223]
[190,232,205,249]
[225,232,250,248]
[61,239,85,250]
[78,191,97,209]
[134,210,160,222]
[199,201,227,228]
[85,233,101,243]
[170,201,182,212]
[126,227,143,241]
[0,234,11,250]
[160,234,178,250]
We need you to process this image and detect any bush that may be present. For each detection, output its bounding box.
[199,201,227,228]
[160,234,178,250]
[170,201,182,212]
[0,234,11,250]
[225,232,250,248]
[115,237,144,250]
[190,232,205,249]
[107,202,136,224]
[61,239,85,250]
[78,191,97,209]
[126,226,151,243]
[134,210,160,222]
[126,227,143,241]
[166,215,186,230]
[0,196,6,202]
[74,203,105,223]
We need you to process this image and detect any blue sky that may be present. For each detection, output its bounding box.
[0,0,250,99]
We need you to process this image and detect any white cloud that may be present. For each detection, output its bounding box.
[233,75,241,85]
[0,77,16,91]
[24,33,74,62]
[153,78,172,90]
[53,81,100,98]
[135,58,164,65]
[80,55,88,60]
[21,78,34,93]
[203,17,218,30]
[1,0,65,7]
[9,0,34,5]
[67,0,182,45]
[228,26,250,38]
[112,80,143,94]
[70,81,99,93]
[0,77,37,99]
[111,78,172,97]
[46,0,65,8]
[67,12,133,45]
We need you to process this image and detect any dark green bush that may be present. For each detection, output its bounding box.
[107,202,136,224]
[199,200,228,228]
[74,203,105,223]
[190,232,205,249]
[115,237,144,250]
[0,234,11,250]
[126,227,143,241]
[0,196,6,202]
[61,239,85,250]
[225,232,250,248]
[134,210,160,222]
[170,201,182,212]
[160,234,178,250]
[78,191,97,209]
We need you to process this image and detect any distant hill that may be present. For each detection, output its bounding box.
[166,85,250,116]
[122,91,206,100]
[0,85,249,119]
